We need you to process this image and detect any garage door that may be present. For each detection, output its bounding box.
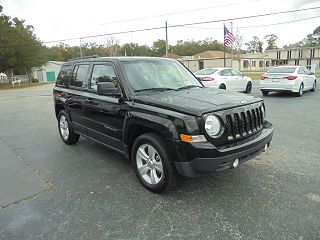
[46,71,56,82]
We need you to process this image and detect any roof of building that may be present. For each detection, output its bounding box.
[162,53,181,59]
[193,50,231,59]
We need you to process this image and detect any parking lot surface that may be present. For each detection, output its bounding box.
[0,82,319,239]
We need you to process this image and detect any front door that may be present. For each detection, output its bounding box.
[82,62,126,151]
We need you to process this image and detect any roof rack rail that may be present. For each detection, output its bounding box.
[67,55,100,61]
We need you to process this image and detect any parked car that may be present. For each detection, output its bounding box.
[260,66,317,97]
[194,67,253,93]
[54,56,273,193]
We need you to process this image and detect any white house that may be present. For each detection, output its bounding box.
[32,61,64,83]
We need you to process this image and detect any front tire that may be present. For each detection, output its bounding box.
[261,90,269,96]
[245,81,252,93]
[219,84,226,90]
[131,133,177,193]
[58,110,80,145]
[310,80,316,92]
[295,83,304,97]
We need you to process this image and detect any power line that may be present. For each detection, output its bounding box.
[181,15,320,30]
[42,6,320,44]
[97,0,258,26]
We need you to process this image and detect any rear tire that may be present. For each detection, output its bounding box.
[131,133,177,193]
[245,81,252,93]
[295,83,304,97]
[219,84,226,90]
[58,110,80,145]
[261,90,269,96]
[310,80,316,92]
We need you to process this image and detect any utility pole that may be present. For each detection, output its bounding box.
[80,38,83,58]
[230,22,233,68]
[223,23,226,67]
[165,21,168,58]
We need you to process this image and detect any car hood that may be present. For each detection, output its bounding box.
[132,87,261,116]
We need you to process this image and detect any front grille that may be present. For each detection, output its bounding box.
[224,104,264,141]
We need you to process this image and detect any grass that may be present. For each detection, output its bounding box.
[242,72,264,80]
[0,82,48,90]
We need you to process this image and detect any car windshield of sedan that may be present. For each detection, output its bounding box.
[194,68,218,75]
[121,59,203,92]
[267,67,296,74]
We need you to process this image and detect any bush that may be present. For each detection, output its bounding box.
[31,77,39,83]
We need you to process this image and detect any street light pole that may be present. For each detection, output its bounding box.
[165,21,168,58]
[80,38,83,58]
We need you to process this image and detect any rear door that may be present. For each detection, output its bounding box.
[219,69,236,90]
[82,62,127,151]
[301,67,314,88]
[230,69,245,91]
[67,63,90,134]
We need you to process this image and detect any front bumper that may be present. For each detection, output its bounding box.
[174,122,273,177]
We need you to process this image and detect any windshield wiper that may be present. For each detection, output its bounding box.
[134,87,175,92]
[176,85,202,91]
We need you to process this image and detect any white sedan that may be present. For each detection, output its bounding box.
[194,68,253,93]
[260,66,317,97]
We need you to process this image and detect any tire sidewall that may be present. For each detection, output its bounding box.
[131,133,173,193]
[58,110,73,144]
[246,81,252,93]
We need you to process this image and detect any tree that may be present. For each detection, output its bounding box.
[0,5,46,74]
[284,26,320,48]
[245,36,263,53]
[264,34,278,50]
[151,39,167,57]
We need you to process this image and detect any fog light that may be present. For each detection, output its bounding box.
[233,159,239,168]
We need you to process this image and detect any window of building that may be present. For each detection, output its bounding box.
[284,60,288,65]
[259,61,264,67]
[252,61,256,67]
[276,51,281,59]
[70,64,89,88]
[287,51,292,59]
[298,50,303,59]
[307,59,312,65]
[266,61,270,67]
[295,60,300,65]
[310,49,315,58]
[243,60,249,68]
[90,64,118,90]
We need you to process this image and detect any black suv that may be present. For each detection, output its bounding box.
[53,56,273,193]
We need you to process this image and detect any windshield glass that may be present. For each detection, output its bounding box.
[121,59,202,92]
[267,67,296,74]
[194,68,218,75]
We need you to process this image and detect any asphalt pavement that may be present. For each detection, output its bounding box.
[0,82,319,239]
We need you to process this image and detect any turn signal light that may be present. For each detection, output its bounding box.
[261,76,268,80]
[283,76,297,80]
[202,77,215,81]
[180,134,207,143]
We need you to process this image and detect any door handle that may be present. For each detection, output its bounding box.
[85,99,94,104]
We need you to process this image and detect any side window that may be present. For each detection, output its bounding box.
[230,69,242,77]
[56,65,71,86]
[90,64,118,90]
[297,67,305,75]
[219,69,232,76]
[70,64,89,88]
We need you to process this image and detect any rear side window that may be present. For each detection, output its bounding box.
[56,65,72,86]
[230,69,242,76]
[194,69,218,75]
[219,69,232,76]
[267,67,296,74]
[70,64,89,88]
[90,64,118,90]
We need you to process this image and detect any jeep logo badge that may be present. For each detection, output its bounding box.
[240,100,247,104]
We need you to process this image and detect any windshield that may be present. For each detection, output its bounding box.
[121,59,202,92]
[267,67,296,74]
[194,68,218,75]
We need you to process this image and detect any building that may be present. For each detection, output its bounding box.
[179,46,320,73]
[180,51,232,72]
[32,61,64,83]
[266,46,320,72]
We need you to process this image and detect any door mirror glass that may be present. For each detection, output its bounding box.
[97,82,121,97]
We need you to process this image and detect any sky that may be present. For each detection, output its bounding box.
[1,0,320,50]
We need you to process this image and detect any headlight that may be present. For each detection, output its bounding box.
[205,115,222,137]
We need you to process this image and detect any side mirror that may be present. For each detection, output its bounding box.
[309,72,314,75]
[241,73,246,77]
[97,82,121,97]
